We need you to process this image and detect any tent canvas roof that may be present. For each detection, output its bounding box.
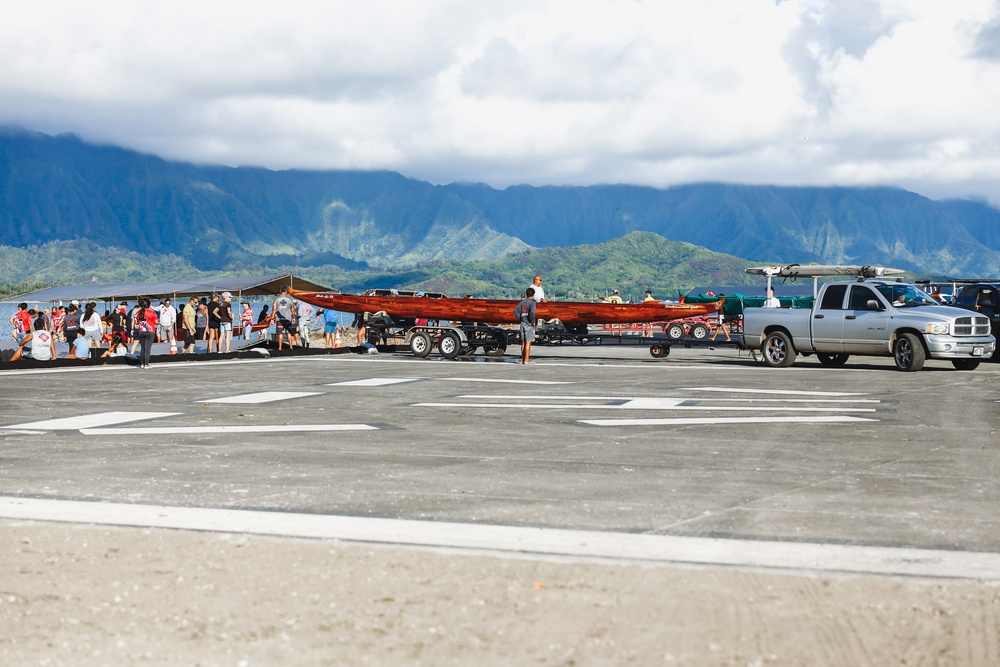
[4,274,334,304]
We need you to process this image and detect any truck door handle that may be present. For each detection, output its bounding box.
[814,314,824,319]
[845,315,857,320]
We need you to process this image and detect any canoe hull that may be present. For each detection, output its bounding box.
[288,290,722,326]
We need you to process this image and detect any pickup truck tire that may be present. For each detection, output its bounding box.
[817,353,849,367]
[665,323,685,341]
[951,359,981,371]
[410,332,432,358]
[762,331,797,367]
[893,333,925,371]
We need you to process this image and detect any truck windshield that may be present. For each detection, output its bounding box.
[876,284,937,307]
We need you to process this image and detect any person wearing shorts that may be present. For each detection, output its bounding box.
[514,287,537,364]
[272,286,298,350]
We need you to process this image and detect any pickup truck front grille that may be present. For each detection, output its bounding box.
[953,316,991,336]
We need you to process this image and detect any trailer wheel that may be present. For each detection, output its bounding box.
[817,353,849,367]
[893,333,925,371]
[483,343,507,356]
[762,331,797,367]
[649,344,670,358]
[439,331,462,359]
[665,323,685,341]
[951,358,980,371]
[691,324,710,340]
[410,332,432,358]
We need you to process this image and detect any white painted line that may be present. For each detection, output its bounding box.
[459,394,882,409]
[416,401,874,412]
[0,496,996,579]
[459,394,880,404]
[4,411,182,431]
[326,378,422,387]
[679,386,867,397]
[579,415,876,426]
[198,391,322,404]
[81,424,378,435]
[442,378,572,385]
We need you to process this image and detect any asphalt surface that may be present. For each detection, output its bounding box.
[1,342,998,561]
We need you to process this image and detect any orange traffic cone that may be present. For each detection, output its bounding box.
[333,329,342,349]
[169,339,178,355]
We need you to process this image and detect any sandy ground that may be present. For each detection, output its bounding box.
[2,520,999,667]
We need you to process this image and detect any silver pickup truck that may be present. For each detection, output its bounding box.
[743,280,996,371]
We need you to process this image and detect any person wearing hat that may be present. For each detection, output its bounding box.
[218,292,234,353]
[604,290,623,304]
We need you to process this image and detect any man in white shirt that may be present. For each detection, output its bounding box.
[528,275,545,302]
[158,299,177,344]
[763,288,781,308]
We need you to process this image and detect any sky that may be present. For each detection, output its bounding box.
[2,0,1000,203]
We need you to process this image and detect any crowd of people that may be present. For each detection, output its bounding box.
[7,286,338,365]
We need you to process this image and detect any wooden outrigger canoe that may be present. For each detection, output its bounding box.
[288,289,723,326]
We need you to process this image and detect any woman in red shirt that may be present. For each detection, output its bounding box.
[135,297,159,369]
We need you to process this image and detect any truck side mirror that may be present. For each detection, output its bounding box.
[866,299,883,311]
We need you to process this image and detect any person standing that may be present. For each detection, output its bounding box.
[528,275,546,302]
[514,287,537,364]
[763,288,781,308]
[10,303,32,344]
[322,307,338,348]
[272,286,297,350]
[218,292,234,352]
[240,302,254,340]
[603,290,623,304]
[297,299,314,348]
[128,303,143,354]
[51,305,66,342]
[207,294,222,353]
[80,302,103,348]
[134,297,159,368]
[195,297,208,343]
[108,303,127,343]
[62,301,82,347]
[159,299,177,347]
[182,297,198,353]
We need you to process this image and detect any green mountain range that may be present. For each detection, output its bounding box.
[3,127,1000,292]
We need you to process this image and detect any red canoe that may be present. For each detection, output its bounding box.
[288,289,722,326]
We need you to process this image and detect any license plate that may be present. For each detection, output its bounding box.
[973,347,984,356]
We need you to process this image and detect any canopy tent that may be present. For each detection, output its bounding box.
[4,274,334,304]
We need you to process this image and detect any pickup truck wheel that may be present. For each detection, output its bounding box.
[952,359,981,371]
[893,333,925,371]
[817,353,849,367]
[762,331,797,367]
[665,323,685,341]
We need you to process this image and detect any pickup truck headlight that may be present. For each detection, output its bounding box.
[924,323,950,335]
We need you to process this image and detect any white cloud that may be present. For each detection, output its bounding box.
[1,0,999,202]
